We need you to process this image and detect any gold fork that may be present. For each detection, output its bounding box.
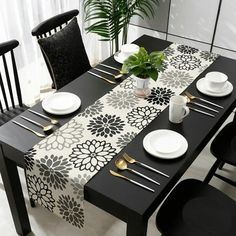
[123,153,169,178]
[185,91,223,109]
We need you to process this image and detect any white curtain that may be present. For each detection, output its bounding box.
[0,0,105,106]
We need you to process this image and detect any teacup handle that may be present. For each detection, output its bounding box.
[182,106,190,118]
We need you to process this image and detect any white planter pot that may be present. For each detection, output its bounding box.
[132,75,151,98]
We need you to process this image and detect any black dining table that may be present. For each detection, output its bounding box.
[0,35,236,236]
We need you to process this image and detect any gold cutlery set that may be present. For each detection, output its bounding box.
[89,63,126,84]
[110,153,169,193]
[13,110,59,137]
[184,91,223,117]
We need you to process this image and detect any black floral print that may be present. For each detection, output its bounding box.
[159,70,194,89]
[80,100,104,118]
[88,114,125,138]
[170,55,201,70]
[127,106,160,130]
[69,139,116,171]
[25,148,36,171]
[57,195,84,228]
[177,45,199,54]
[116,132,137,148]
[36,155,72,190]
[71,173,91,201]
[27,175,55,211]
[200,51,218,62]
[106,90,136,109]
[145,87,175,106]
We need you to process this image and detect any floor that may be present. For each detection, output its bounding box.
[0,114,235,236]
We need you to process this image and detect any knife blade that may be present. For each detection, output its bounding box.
[189,107,215,117]
[197,97,224,109]
[189,101,219,113]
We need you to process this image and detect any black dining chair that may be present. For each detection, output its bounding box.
[204,111,236,186]
[156,179,236,236]
[0,40,36,207]
[0,40,27,126]
[31,9,91,90]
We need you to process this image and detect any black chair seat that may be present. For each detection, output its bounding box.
[0,105,27,126]
[156,179,236,236]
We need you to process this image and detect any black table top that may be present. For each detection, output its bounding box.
[0,35,236,223]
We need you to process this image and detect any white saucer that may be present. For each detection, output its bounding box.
[42,92,81,115]
[114,51,128,64]
[143,129,188,159]
[196,78,233,97]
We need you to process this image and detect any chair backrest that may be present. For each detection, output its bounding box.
[31,10,85,89]
[0,40,23,113]
[31,9,79,39]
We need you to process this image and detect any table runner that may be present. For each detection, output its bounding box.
[25,43,218,228]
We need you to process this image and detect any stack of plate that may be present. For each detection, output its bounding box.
[196,78,233,97]
[42,92,81,115]
[143,129,188,159]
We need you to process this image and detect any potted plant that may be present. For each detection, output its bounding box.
[84,0,159,54]
[121,47,166,97]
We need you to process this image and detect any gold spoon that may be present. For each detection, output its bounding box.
[93,67,123,81]
[115,159,160,185]
[123,153,169,178]
[20,116,54,133]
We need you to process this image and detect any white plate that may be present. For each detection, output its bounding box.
[42,92,81,115]
[114,51,127,64]
[143,129,188,159]
[114,45,140,64]
[196,78,233,97]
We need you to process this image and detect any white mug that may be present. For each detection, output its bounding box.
[205,71,228,92]
[169,96,190,123]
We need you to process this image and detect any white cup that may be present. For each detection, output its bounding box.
[169,96,190,124]
[205,71,228,92]
[120,44,139,59]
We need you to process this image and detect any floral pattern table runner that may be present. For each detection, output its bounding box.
[25,43,218,228]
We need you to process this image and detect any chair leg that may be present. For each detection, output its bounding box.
[214,173,236,187]
[204,159,222,184]
[29,198,36,208]
[218,161,225,170]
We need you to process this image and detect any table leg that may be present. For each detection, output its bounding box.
[126,217,148,236]
[0,145,31,236]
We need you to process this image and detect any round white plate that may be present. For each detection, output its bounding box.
[114,51,127,64]
[196,78,233,97]
[42,92,81,115]
[143,129,188,159]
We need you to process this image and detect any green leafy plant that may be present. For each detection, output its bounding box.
[121,47,166,81]
[84,0,159,53]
